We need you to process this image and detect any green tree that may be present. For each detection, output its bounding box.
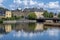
[49,12,53,18]
[43,11,53,18]
[0,19,3,23]
[0,7,9,11]
[58,12,60,18]
[28,12,37,20]
[43,11,49,18]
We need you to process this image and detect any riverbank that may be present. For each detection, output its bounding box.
[3,20,36,24]
[44,22,60,26]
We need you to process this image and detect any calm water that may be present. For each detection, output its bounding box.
[0,23,60,40]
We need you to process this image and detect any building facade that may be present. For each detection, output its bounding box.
[12,10,24,17]
[35,12,44,19]
[5,11,12,18]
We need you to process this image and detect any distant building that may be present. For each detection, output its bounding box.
[53,13,58,18]
[0,8,44,19]
[0,7,11,19]
[35,12,44,19]
[34,8,44,19]
[12,10,24,17]
[0,10,12,19]
[23,8,44,18]
[0,10,5,19]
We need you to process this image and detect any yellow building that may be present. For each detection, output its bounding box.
[5,11,12,18]
[35,12,44,19]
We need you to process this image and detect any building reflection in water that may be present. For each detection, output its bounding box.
[5,24,12,32]
[0,23,60,34]
[35,23,44,31]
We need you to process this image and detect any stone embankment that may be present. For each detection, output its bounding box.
[3,20,36,24]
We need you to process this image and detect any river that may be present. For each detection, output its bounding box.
[0,23,60,40]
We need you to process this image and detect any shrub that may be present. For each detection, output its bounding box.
[28,12,37,20]
[58,13,60,18]
[0,19,3,23]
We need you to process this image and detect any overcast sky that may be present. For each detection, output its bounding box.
[0,0,60,13]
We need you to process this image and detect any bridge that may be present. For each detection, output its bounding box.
[36,18,60,22]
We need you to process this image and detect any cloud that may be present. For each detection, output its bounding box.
[29,0,37,5]
[14,0,22,4]
[18,8,21,10]
[38,3,45,8]
[9,4,19,10]
[46,1,60,9]
[0,0,4,3]
[23,0,28,5]
[9,0,60,12]
[0,0,4,7]
[13,0,60,9]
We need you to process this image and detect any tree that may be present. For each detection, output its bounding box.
[43,11,53,18]
[0,7,9,11]
[43,11,49,18]
[58,12,60,18]
[28,12,37,20]
[49,12,53,18]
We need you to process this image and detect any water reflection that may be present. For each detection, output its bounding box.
[35,23,44,31]
[5,24,12,32]
[0,23,60,33]
[0,23,60,40]
[0,29,60,40]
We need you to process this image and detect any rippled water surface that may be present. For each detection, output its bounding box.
[0,23,60,40]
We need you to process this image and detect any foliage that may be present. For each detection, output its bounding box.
[3,16,22,20]
[49,12,53,18]
[58,13,60,18]
[0,7,9,11]
[0,19,3,23]
[43,11,53,18]
[43,11,49,18]
[28,12,37,20]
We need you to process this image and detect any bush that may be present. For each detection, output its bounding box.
[49,12,53,18]
[28,12,37,20]
[43,11,49,18]
[58,13,60,18]
[4,16,22,20]
[43,11,53,18]
[0,19,3,23]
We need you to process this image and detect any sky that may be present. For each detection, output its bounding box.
[0,0,60,13]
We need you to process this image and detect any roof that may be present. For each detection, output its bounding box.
[23,8,44,12]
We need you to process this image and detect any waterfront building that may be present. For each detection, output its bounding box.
[34,8,44,19]
[12,10,24,17]
[53,13,58,18]
[5,11,12,18]
[0,8,44,19]
[35,11,44,19]
[23,8,44,19]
